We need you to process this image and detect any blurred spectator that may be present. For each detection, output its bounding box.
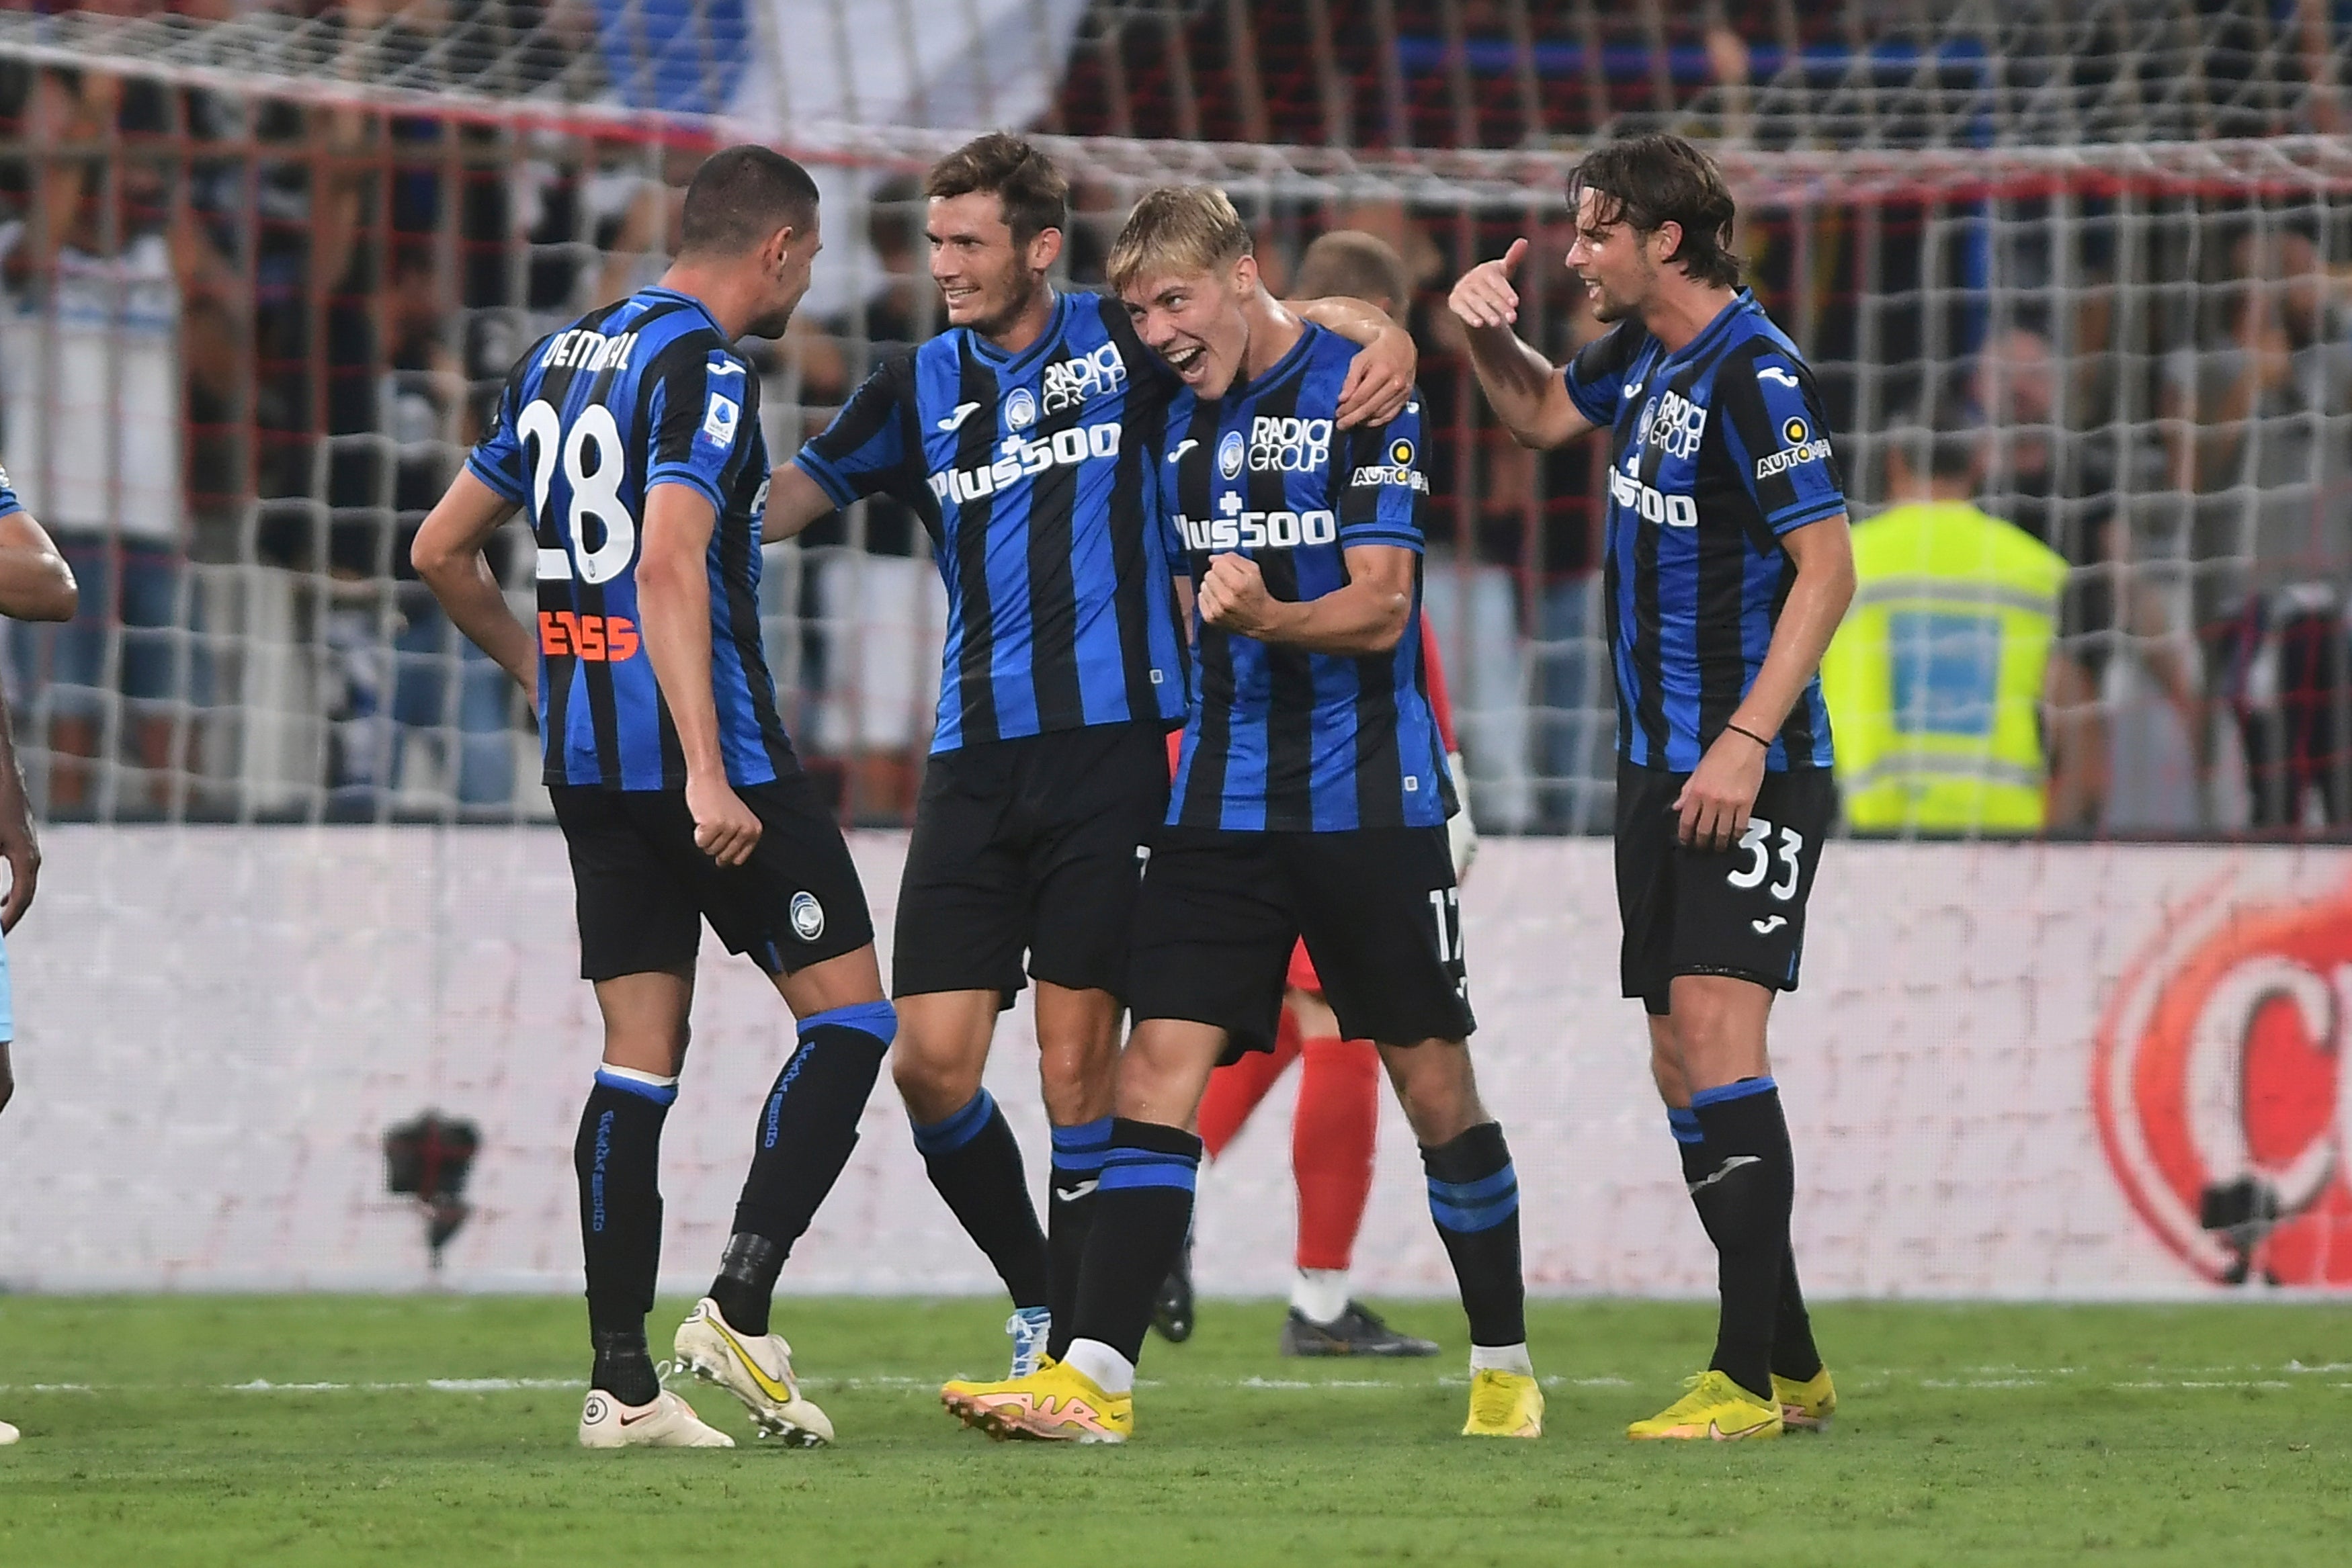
[1963,326,2204,832]
[1821,419,2100,835]
[2162,227,2352,621]
[791,177,943,821]
[379,244,519,814]
[1413,206,1537,834]
[2165,227,2352,828]
[1969,327,2126,709]
[0,70,235,815]
[1529,281,1610,834]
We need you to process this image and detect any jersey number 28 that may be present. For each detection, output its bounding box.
[519,400,636,583]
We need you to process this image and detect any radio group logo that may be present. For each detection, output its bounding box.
[2094,875,2352,1286]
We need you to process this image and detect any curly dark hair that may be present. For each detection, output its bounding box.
[1566,134,1741,290]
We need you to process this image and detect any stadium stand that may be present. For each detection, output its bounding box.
[2,1,2352,836]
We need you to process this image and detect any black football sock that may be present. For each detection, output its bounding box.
[1046,1116,1111,1360]
[910,1088,1050,1311]
[1689,1077,1796,1403]
[1421,1121,1527,1350]
[1068,1118,1201,1366]
[577,1068,673,1405]
[710,1000,894,1336]
[1671,1105,1819,1384]
[1771,1249,1824,1383]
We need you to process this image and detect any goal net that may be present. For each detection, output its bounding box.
[1,2,2348,1299]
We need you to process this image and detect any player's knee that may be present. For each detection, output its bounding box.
[1113,1022,1221,1124]
[1383,1041,1484,1145]
[1034,1043,1113,1124]
[1666,977,1772,1086]
[888,1037,984,1123]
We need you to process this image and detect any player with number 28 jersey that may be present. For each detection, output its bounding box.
[418,148,897,1454]
[470,287,790,791]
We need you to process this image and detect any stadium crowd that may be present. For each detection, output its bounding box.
[5,8,2352,833]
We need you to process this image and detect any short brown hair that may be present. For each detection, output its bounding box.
[1107,185,1253,296]
[925,132,1068,249]
[1566,133,1741,290]
[1294,230,1411,317]
[679,145,821,256]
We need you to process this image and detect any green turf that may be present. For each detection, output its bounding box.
[0,1295,2346,1566]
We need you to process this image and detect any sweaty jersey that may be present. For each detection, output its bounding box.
[1162,322,1451,832]
[794,290,1189,753]
[1563,289,1844,773]
[466,286,793,791]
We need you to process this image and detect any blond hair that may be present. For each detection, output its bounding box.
[1107,185,1253,296]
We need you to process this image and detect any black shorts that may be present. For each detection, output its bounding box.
[552,775,875,982]
[1126,825,1474,1060]
[892,720,1170,1002]
[1615,760,1835,1015]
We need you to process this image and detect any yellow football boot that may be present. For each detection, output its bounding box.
[1627,1370,1783,1441]
[941,1359,1133,1444]
[1772,1367,1837,1432]
[1461,1368,1545,1438]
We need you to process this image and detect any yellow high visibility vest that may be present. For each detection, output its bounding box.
[1820,500,2068,833]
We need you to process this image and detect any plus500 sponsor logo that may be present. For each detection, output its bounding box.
[930,423,1122,504]
[1608,466,1698,528]
[1249,415,1332,473]
[1175,509,1339,552]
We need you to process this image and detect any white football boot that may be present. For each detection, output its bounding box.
[673,1297,834,1446]
[576,1388,733,1448]
[0,1416,19,1446]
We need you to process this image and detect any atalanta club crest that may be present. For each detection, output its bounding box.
[2095,873,2352,1286]
[790,890,826,942]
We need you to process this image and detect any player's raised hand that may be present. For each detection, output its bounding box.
[1448,238,1530,331]
[1335,326,1415,429]
[1198,552,1279,638]
[687,773,763,867]
[1673,727,1768,853]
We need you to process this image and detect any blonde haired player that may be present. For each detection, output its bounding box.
[941,187,1538,1443]
[1158,230,1478,1359]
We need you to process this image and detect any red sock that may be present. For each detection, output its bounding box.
[1291,1036,1380,1272]
[1198,1005,1302,1160]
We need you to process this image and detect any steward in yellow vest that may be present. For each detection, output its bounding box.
[1821,429,2089,833]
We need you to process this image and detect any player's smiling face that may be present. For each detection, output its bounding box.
[1566,187,1661,325]
[927,192,1054,337]
[1123,257,1255,398]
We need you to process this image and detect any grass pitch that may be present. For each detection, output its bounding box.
[0,1296,2346,1566]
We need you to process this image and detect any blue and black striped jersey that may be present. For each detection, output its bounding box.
[0,457,18,519]
[792,290,1189,752]
[465,286,793,791]
[1161,323,1452,832]
[1562,289,1845,773]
